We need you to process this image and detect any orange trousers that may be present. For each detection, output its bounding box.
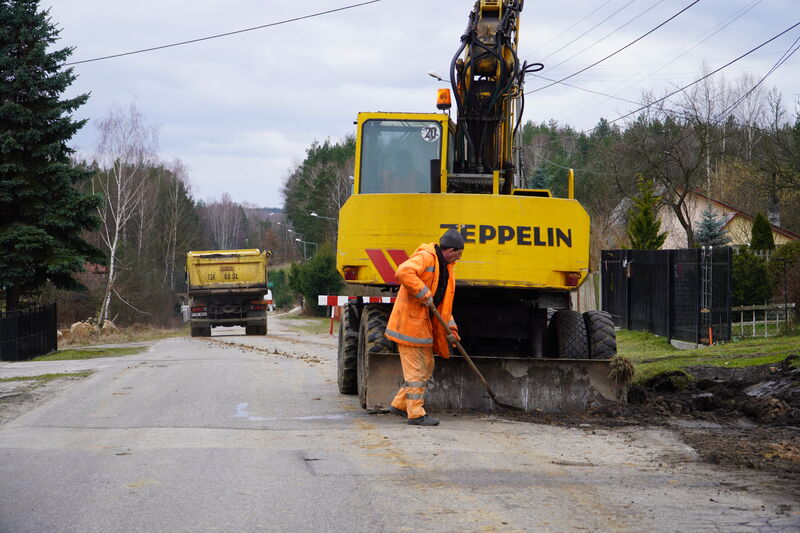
[390,344,434,419]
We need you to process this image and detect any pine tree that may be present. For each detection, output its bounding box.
[732,248,772,306]
[695,207,730,247]
[627,175,667,250]
[750,212,775,251]
[0,0,104,311]
[529,167,549,189]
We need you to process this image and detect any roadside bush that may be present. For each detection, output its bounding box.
[269,269,295,310]
[288,243,343,316]
[733,247,772,306]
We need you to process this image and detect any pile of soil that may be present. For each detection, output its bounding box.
[628,354,800,426]
[588,354,800,480]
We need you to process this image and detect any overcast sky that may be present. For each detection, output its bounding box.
[43,0,800,208]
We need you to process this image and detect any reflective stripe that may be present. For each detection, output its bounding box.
[424,266,435,272]
[404,381,426,388]
[447,319,456,327]
[385,328,433,345]
[406,393,425,400]
[415,286,431,299]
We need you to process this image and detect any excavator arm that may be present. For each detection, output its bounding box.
[450,0,542,188]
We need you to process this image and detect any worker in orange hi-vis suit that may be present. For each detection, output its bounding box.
[384,228,464,426]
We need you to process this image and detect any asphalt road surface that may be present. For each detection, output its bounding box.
[0,315,798,532]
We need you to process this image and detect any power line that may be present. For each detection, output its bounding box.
[605,21,800,127]
[547,0,666,72]
[714,33,800,121]
[521,0,613,59]
[553,20,800,145]
[536,0,636,62]
[525,0,701,95]
[64,0,382,66]
[556,0,762,124]
[529,73,639,105]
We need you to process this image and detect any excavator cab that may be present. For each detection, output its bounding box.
[355,113,451,195]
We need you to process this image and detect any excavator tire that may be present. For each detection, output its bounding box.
[337,303,360,395]
[583,310,616,359]
[357,304,396,408]
[545,310,589,358]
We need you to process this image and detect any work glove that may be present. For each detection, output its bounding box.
[424,297,435,309]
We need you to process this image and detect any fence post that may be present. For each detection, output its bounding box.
[667,249,673,343]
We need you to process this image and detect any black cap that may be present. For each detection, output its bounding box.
[439,228,465,249]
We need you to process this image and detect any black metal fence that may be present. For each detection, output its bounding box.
[601,248,732,344]
[0,304,58,361]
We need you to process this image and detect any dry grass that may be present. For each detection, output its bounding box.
[58,324,186,348]
[608,356,636,385]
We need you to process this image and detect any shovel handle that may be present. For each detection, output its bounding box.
[426,301,501,404]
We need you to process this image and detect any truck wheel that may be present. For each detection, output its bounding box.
[191,326,211,337]
[545,310,589,358]
[337,304,360,395]
[245,325,255,335]
[357,304,396,409]
[583,310,616,359]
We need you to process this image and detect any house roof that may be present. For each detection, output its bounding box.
[683,188,800,241]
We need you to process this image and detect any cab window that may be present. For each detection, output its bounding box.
[359,120,442,194]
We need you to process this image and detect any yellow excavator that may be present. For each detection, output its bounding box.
[335,0,623,413]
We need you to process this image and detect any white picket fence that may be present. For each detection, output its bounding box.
[731,303,795,338]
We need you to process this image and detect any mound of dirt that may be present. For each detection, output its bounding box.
[584,355,800,480]
[626,354,800,426]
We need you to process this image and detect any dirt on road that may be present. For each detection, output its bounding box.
[513,354,800,494]
[2,319,799,503]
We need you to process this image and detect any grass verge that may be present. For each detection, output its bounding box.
[58,326,185,348]
[283,316,333,335]
[0,371,93,382]
[32,347,146,362]
[617,329,800,384]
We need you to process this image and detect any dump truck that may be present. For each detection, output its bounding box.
[185,249,269,337]
[334,0,623,413]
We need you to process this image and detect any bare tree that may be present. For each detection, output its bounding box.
[94,103,158,323]
[205,193,245,249]
[732,73,766,161]
[677,70,731,189]
[163,159,189,290]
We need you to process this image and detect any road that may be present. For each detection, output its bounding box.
[0,314,798,532]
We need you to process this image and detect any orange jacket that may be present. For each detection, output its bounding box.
[385,243,457,357]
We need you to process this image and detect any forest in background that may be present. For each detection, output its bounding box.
[281,75,800,261]
[37,73,800,326]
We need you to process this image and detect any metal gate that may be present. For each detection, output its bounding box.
[601,248,732,344]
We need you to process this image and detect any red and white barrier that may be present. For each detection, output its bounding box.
[317,295,397,306]
[360,296,396,303]
[318,295,398,336]
[317,295,359,306]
